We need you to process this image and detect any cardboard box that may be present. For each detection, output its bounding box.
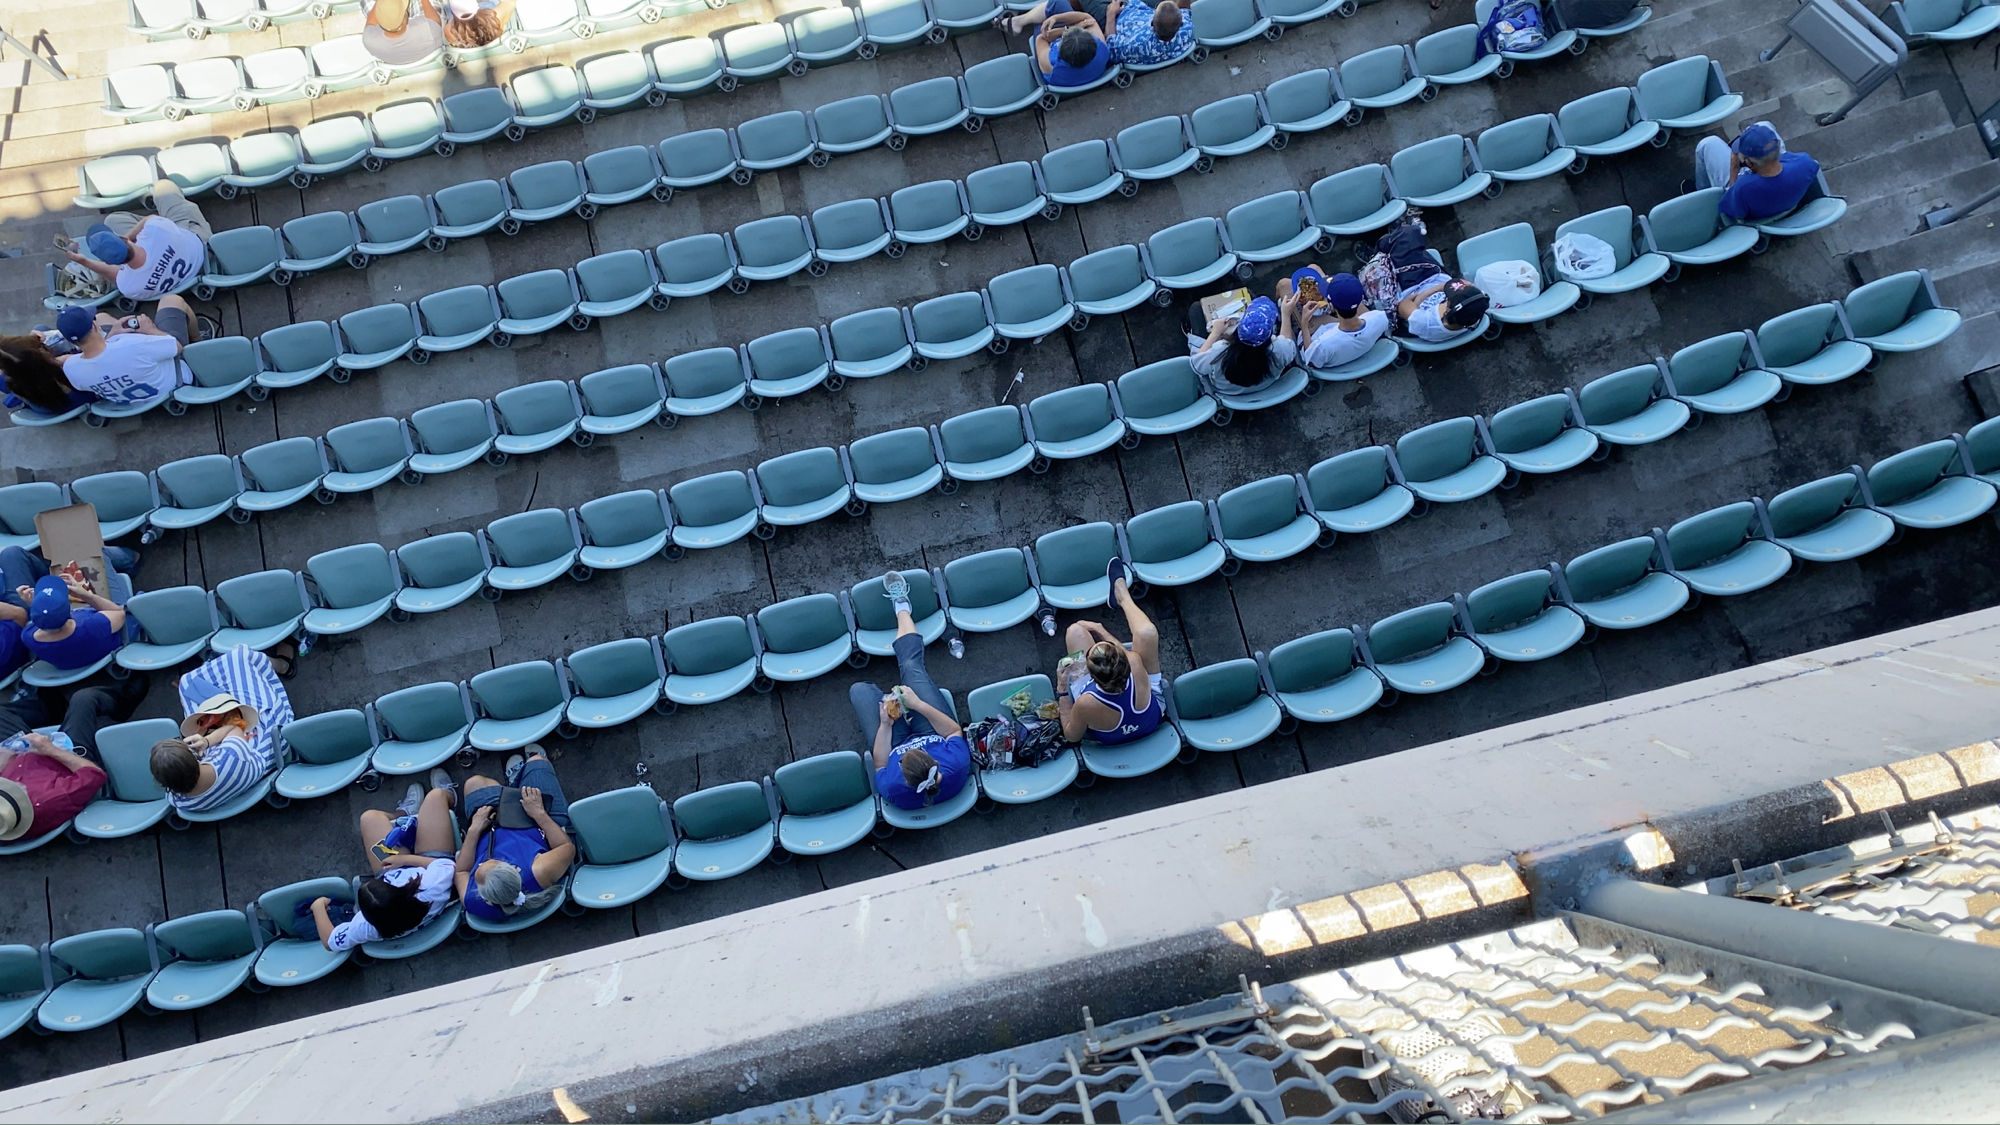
[32,504,108,602]
[1199,287,1254,331]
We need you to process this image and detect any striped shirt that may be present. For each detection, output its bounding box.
[170,645,292,814]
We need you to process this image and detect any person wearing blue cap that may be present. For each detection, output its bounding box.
[1285,266,1392,371]
[1189,287,1300,401]
[1690,121,1820,222]
[54,295,191,410]
[15,573,126,673]
[59,183,210,304]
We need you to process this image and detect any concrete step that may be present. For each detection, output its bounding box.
[1852,209,2000,283]
[1937,256,2000,319]
[1727,44,1844,108]
[1645,11,1795,71]
[1833,161,2000,256]
[1788,91,1956,171]
[1824,125,1994,206]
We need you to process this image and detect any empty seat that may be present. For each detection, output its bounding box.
[1262,68,1354,137]
[829,307,915,380]
[939,405,1037,482]
[174,337,260,409]
[732,215,818,285]
[277,211,359,280]
[1190,94,1275,170]
[582,363,671,432]
[196,226,282,297]
[274,708,374,799]
[1557,537,1688,629]
[1455,222,1579,325]
[440,87,515,146]
[889,73,972,136]
[811,198,895,265]
[1190,0,1272,51]
[103,64,176,120]
[322,417,411,493]
[813,93,894,158]
[303,543,398,636]
[650,37,724,96]
[1143,217,1240,290]
[415,285,500,355]
[577,490,671,569]
[1338,44,1425,112]
[1462,570,1585,663]
[1962,417,2000,489]
[576,249,660,320]
[888,179,973,243]
[1754,302,1870,387]
[1364,602,1483,695]
[657,128,739,194]
[155,142,230,196]
[911,291,996,360]
[672,782,775,881]
[1213,475,1318,567]
[962,53,1043,121]
[1040,138,1126,208]
[579,52,654,113]
[1664,331,1781,415]
[356,195,438,258]
[758,447,853,527]
[1643,188,1762,274]
[965,675,1080,802]
[940,548,1041,632]
[1889,0,2000,41]
[74,719,176,838]
[737,111,817,185]
[668,471,762,550]
[1112,115,1200,181]
[1665,501,1793,596]
[1169,659,1281,752]
[506,160,587,226]
[582,145,664,210]
[1390,134,1490,209]
[495,270,583,339]
[1762,470,1896,562]
[1224,190,1321,264]
[1028,383,1126,460]
[1308,164,1406,239]
[394,532,490,614]
[429,179,510,241]
[850,568,945,654]
[773,752,877,857]
[1841,270,1961,351]
[237,436,327,513]
[1555,88,1658,172]
[848,426,946,504]
[654,232,738,298]
[0,482,64,552]
[966,161,1047,226]
[239,48,313,110]
[1264,628,1383,723]
[335,303,419,371]
[1865,440,1997,528]
[485,508,583,590]
[1067,244,1158,317]
[1551,205,1669,295]
[211,569,308,652]
[987,264,1075,341]
[117,587,216,673]
[1481,394,1598,475]
[1115,357,1218,434]
[38,930,154,1032]
[1394,417,1506,504]
[1304,447,1415,534]
[1122,500,1225,587]
[167,57,246,118]
[1034,522,1118,609]
[1414,24,1502,85]
[1575,362,1688,446]
[565,638,665,729]
[468,661,568,753]
[745,326,832,399]
[663,617,759,705]
[1477,113,1575,185]
[568,786,674,909]
[365,100,445,166]
[70,471,157,541]
[1633,54,1742,134]
[860,0,938,48]
[662,349,751,418]
[369,682,472,778]
[509,64,586,136]
[150,455,243,532]
[74,154,158,210]
[756,593,855,683]
[719,22,796,85]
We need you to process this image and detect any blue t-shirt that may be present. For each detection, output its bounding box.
[463,824,547,921]
[0,624,23,679]
[1045,37,1109,87]
[20,609,118,670]
[1719,152,1820,221]
[875,734,973,810]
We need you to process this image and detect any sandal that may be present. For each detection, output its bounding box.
[266,638,300,680]
[991,12,1012,32]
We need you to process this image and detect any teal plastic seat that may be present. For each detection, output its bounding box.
[211,569,307,652]
[1077,720,1182,778]
[1304,447,1415,534]
[1556,87,1658,169]
[274,708,374,799]
[569,786,674,909]
[1745,174,1848,238]
[0,948,45,1036]
[1144,217,1241,290]
[196,225,282,295]
[565,637,665,728]
[408,399,498,476]
[253,878,352,987]
[493,380,583,455]
[1633,54,1741,133]
[484,508,583,590]
[335,302,419,371]
[496,270,583,339]
[469,661,568,753]
[415,285,500,354]
[1308,164,1408,240]
[1643,189,1760,272]
[649,37,724,96]
[38,930,153,1032]
[236,436,325,514]
[850,569,946,655]
[1263,629,1382,723]
[1473,0,1577,58]
[663,349,751,418]
[962,52,1042,120]
[813,93,894,156]
[578,490,670,569]
[364,101,444,166]
[1462,570,1585,663]
[657,129,740,193]
[1478,114,1575,185]
[965,675,1080,802]
[1455,222,1579,324]
[394,532,490,614]
[1762,470,1895,562]
[1170,659,1282,752]
[167,57,246,118]
[1214,475,1319,565]
[1122,500,1225,587]
[1395,417,1507,504]
[757,448,852,527]
[940,548,1040,632]
[888,74,972,135]
[1224,190,1321,264]
[582,363,670,432]
[70,471,157,541]
[1115,357,1218,434]
[745,326,832,399]
[1841,270,1961,352]
[370,681,472,775]
[1558,536,1688,629]
[1666,501,1793,596]
[664,618,759,705]
[756,593,855,683]
[966,161,1047,227]
[356,195,437,259]
[155,142,230,195]
[734,110,816,176]
[1364,602,1483,695]
[669,471,762,550]
[773,752,877,856]
[103,64,176,121]
[1190,95,1276,168]
[508,64,586,135]
[322,417,411,493]
[1890,0,2000,41]
[1191,0,1272,50]
[1041,138,1126,206]
[579,52,653,112]
[939,405,1037,482]
[1575,363,1689,446]
[1028,383,1126,460]
[861,0,937,50]
[304,543,397,636]
[1755,303,1871,386]
[889,179,973,244]
[239,49,313,111]
[277,211,358,279]
[464,872,571,935]
[75,719,176,838]
[1339,44,1426,111]
[1552,206,1669,294]
[1866,440,1997,528]
[146,911,257,1012]
[117,587,216,672]
[1034,522,1118,609]
[720,21,796,83]
[1390,134,1490,209]
[1665,331,1781,415]
[256,320,339,392]
[150,455,242,532]
[582,146,664,210]
[1963,417,2000,489]
[672,782,775,880]
[75,154,158,210]
[811,198,895,266]
[506,160,587,226]
[1414,24,1501,85]
[0,481,64,551]
[1068,244,1158,316]
[848,426,945,503]
[1113,115,1201,181]
[1480,394,1598,475]
[829,307,915,380]
[1263,67,1353,137]
[911,291,996,360]
[431,181,511,246]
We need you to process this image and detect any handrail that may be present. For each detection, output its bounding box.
[0,27,69,80]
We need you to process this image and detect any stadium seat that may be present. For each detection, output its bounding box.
[509,64,587,136]
[495,271,584,340]
[1041,138,1127,206]
[577,490,671,569]
[355,195,439,259]
[370,682,472,775]
[322,417,411,494]
[1962,417,2000,489]
[1754,303,1870,386]
[850,569,946,655]
[117,588,217,674]
[147,456,240,533]
[1841,270,1962,351]
[574,249,659,320]
[1114,357,1218,434]
[102,64,176,121]
[735,110,817,178]
[1261,68,1353,141]
[1551,205,1669,295]
[965,675,1080,802]
[814,93,894,158]
[732,215,819,285]
[758,448,853,527]
[237,437,326,513]
[484,508,583,589]
[1027,384,1127,461]
[744,326,833,399]
[67,472,155,541]
[1112,116,1200,182]
[848,427,946,503]
[987,265,1076,342]
[756,594,855,684]
[1665,501,1793,596]
[582,146,664,211]
[1307,163,1407,239]
[568,787,675,909]
[1633,54,1741,134]
[1575,362,1690,446]
[1477,114,1575,185]
[655,232,739,298]
[74,719,177,837]
[582,363,671,432]
[888,74,971,136]
[940,548,1040,632]
[650,37,725,96]
[414,285,500,356]
[1142,217,1241,290]
[1556,536,1688,629]
[1169,659,1281,751]
[1339,44,1426,113]
[1304,447,1415,534]
[1363,602,1483,695]
[811,199,896,266]
[1190,0,1271,52]
[578,53,655,114]
[210,569,308,653]
[1888,0,2000,42]
[663,618,760,706]
[1645,188,1762,275]
[889,179,974,243]
[1225,190,1322,264]
[506,160,588,227]
[1461,570,1585,663]
[910,291,996,360]
[657,128,740,193]
[252,878,352,987]
[966,161,1047,227]
[1473,0,1577,60]
[668,471,762,550]
[430,180,511,242]
[0,482,63,552]
[239,49,313,111]
[661,350,750,419]
[773,752,878,857]
[173,337,260,409]
[196,226,282,298]
[1414,24,1502,85]
[939,405,1037,482]
[74,154,157,210]
[1066,245,1157,318]
[249,322,334,398]
[468,661,568,753]
[1480,394,1597,475]
[334,303,419,371]
[1394,417,1507,504]
[1760,470,1896,563]
[829,307,915,380]
[166,57,245,119]
[363,100,445,166]
[1456,222,1580,325]
[440,87,515,147]
[1213,475,1319,566]
[276,211,359,281]
[1555,87,1657,171]
[564,638,665,728]
[672,782,776,880]
[1032,523,1118,609]
[1391,134,1490,209]
[393,532,491,615]
[1865,439,1997,528]
[860,0,937,48]
[274,709,375,799]
[145,911,258,1013]
[720,21,796,85]
[1664,331,1782,415]
[1744,173,1848,239]
[303,544,398,636]
[878,695,978,829]
[1120,500,1225,588]
[37,930,153,1032]
[1190,94,1276,170]
[1263,625,1386,725]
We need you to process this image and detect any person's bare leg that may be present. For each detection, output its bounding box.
[896,608,918,639]
[1063,621,1095,656]
[1112,578,1160,675]
[358,809,393,874]
[411,787,455,854]
[1007,2,1048,32]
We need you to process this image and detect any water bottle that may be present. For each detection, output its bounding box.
[948,629,965,659]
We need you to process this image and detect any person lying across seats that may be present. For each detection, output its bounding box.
[149,645,294,816]
[1363,214,1490,343]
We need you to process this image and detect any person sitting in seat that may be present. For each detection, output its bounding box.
[1006,0,1111,88]
[311,769,459,951]
[61,185,211,305]
[148,645,292,815]
[1690,122,1820,222]
[362,0,446,64]
[1286,267,1393,369]
[0,334,95,416]
[0,732,108,844]
[1056,559,1166,744]
[1188,291,1299,401]
[54,300,192,411]
[456,746,576,922]
[849,573,972,809]
[1367,216,1489,343]
[16,574,126,673]
[440,0,512,47]
[1105,0,1193,64]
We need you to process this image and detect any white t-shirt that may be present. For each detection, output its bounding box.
[117,217,206,301]
[62,333,185,406]
[1302,311,1391,369]
[326,859,457,950]
[1406,291,1459,343]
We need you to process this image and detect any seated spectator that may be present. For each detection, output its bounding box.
[441,0,512,47]
[0,674,149,764]
[1105,0,1193,64]
[1286,267,1392,368]
[1188,292,1299,400]
[456,746,576,921]
[848,573,972,809]
[17,574,125,672]
[149,645,293,815]
[0,547,138,683]
[1366,216,1489,343]
[0,334,95,416]
[1690,122,1820,222]
[54,301,191,409]
[1056,559,1166,745]
[1003,0,1111,87]
[62,184,211,304]
[310,769,459,951]
[0,732,108,844]
[364,0,446,64]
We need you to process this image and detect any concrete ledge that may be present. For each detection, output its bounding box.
[9,608,2000,1125]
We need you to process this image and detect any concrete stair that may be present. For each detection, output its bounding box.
[1852,214,2000,314]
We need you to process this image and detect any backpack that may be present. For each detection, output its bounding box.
[1479,0,1547,54]
[966,712,1072,770]
[1358,253,1401,315]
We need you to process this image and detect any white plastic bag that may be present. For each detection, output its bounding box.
[1472,260,1541,308]
[1551,232,1616,281]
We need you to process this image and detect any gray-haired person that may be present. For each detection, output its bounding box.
[454,745,576,921]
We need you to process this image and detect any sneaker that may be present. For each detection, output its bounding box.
[429,768,457,807]
[395,783,423,817]
[504,753,526,786]
[1105,555,1132,592]
[881,570,911,604]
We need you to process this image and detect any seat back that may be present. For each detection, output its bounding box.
[1965,417,2000,476]
[1215,475,1299,539]
[1755,303,1842,367]
[1576,364,1664,426]
[156,142,230,190]
[888,74,965,129]
[1028,383,1117,443]
[1635,55,1712,120]
[1645,189,1724,254]
[757,447,845,507]
[1899,0,1964,31]
[1145,217,1228,279]
[1338,43,1409,99]
[663,348,749,399]
[745,325,829,380]
[1555,206,1637,272]
[496,270,578,320]
[1466,570,1557,633]
[153,910,257,964]
[571,786,672,866]
[1389,134,1469,199]
[410,399,494,455]
[1124,500,1215,564]
[507,160,584,210]
[485,508,576,567]
[1171,659,1261,721]
[366,100,443,151]
[156,454,240,508]
[257,320,338,374]
[582,364,666,415]
[431,180,508,230]
[939,405,1029,463]
[215,569,306,629]
[942,548,1032,607]
[664,617,756,676]
[324,417,408,473]
[373,681,469,742]
[1867,440,1961,505]
[71,471,155,523]
[1224,191,1307,253]
[814,93,890,147]
[575,249,656,305]
[1114,115,1191,170]
[1116,357,1206,420]
[1040,138,1116,194]
[1414,25,1477,73]
[848,426,939,485]
[206,226,282,277]
[829,307,909,365]
[1477,114,1557,175]
[1557,87,1637,148]
[398,531,485,587]
[106,64,174,111]
[850,569,939,632]
[578,490,668,548]
[469,661,566,722]
[657,129,737,180]
[48,929,150,982]
[671,781,770,841]
[1266,629,1357,693]
[125,586,214,646]
[811,198,890,256]
[441,87,515,136]
[280,708,372,767]
[721,21,793,69]
[1485,395,1569,455]
[240,436,324,492]
[1190,94,1263,147]
[494,379,580,434]
[1264,68,1336,121]
[668,471,756,526]
[1666,332,1752,397]
[756,593,849,654]
[0,945,46,999]
[97,718,178,801]
[306,543,396,609]
[336,303,419,354]
[889,179,968,231]
[1394,417,1478,482]
[1367,602,1457,664]
[735,111,813,164]
[774,752,871,817]
[961,52,1038,110]
[1667,501,1758,569]
[1563,537,1657,600]
[566,637,661,697]
[416,285,500,337]
[0,481,65,536]
[1067,245,1147,305]
[650,37,724,86]
[910,291,990,346]
[1766,472,1863,538]
[581,146,660,196]
[965,161,1040,215]
[1034,522,1118,586]
[280,210,356,258]
[1304,447,1393,510]
[1841,271,1923,338]
[510,63,583,117]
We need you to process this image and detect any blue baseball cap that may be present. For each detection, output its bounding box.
[1235,297,1279,347]
[85,224,130,266]
[55,305,96,342]
[1732,123,1781,161]
[27,577,71,630]
[1325,272,1366,311]
[1289,266,1327,294]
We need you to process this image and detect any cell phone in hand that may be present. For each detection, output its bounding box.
[52,234,76,254]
